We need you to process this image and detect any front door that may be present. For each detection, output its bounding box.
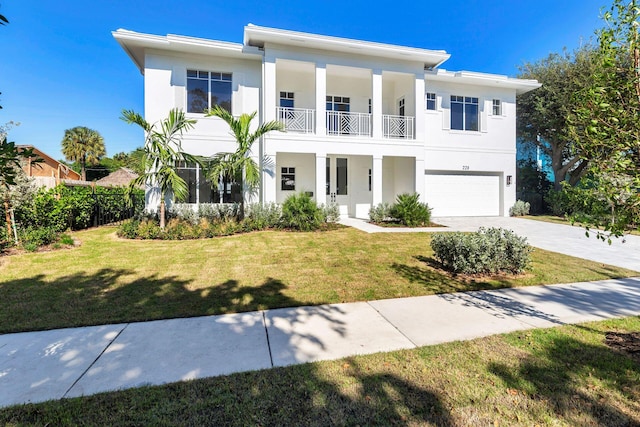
[326,156,349,216]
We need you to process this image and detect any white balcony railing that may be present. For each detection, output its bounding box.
[383,115,414,139]
[277,107,315,133]
[326,111,371,137]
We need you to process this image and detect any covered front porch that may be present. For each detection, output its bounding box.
[265,153,422,219]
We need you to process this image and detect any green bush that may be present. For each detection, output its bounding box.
[198,203,240,223]
[321,202,340,223]
[369,202,392,223]
[509,200,531,216]
[280,192,323,231]
[136,219,162,239]
[244,202,282,230]
[19,227,58,250]
[390,193,432,227]
[118,219,140,239]
[431,227,532,275]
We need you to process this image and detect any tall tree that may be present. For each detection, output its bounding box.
[121,109,197,229]
[61,126,106,181]
[517,46,600,190]
[568,0,640,240]
[204,106,284,218]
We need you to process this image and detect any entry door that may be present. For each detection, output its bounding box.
[326,157,349,216]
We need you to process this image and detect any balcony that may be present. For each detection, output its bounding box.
[326,111,371,137]
[383,115,414,139]
[277,107,315,133]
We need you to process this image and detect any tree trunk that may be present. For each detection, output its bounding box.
[159,198,166,229]
[3,195,11,240]
[81,160,86,181]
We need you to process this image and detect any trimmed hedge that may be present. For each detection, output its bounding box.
[431,227,532,275]
[369,193,432,227]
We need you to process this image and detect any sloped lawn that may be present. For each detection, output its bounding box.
[0,226,637,334]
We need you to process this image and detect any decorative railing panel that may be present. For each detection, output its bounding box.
[326,111,371,137]
[383,115,414,139]
[277,107,315,133]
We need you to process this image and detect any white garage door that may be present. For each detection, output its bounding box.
[425,174,501,217]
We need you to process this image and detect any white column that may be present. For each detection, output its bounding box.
[315,154,326,204]
[263,56,277,123]
[415,158,425,202]
[372,155,383,206]
[315,63,326,136]
[414,73,425,142]
[262,153,277,204]
[372,69,383,139]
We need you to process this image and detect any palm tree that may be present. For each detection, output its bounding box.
[121,108,197,229]
[205,106,284,217]
[61,126,106,181]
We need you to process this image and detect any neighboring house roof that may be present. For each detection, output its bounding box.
[17,145,81,180]
[95,167,141,188]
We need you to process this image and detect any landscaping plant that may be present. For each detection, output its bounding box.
[509,200,531,216]
[431,227,532,275]
[280,192,323,231]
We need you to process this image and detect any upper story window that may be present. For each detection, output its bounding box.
[398,98,405,116]
[451,96,479,131]
[425,92,437,110]
[187,70,232,114]
[326,96,350,112]
[492,99,502,116]
[280,92,294,108]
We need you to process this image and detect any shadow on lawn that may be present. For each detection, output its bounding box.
[0,355,456,426]
[489,331,640,425]
[391,255,515,294]
[0,268,303,334]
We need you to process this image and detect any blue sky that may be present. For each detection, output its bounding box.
[1,1,606,160]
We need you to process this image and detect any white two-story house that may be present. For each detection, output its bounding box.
[113,25,540,218]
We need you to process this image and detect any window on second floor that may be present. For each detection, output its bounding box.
[326,96,350,112]
[425,92,437,110]
[492,99,502,116]
[187,70,232,114]
[451,95,479,131]
[280,92,294,108]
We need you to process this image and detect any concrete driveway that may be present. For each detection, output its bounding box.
[435,217,640,272]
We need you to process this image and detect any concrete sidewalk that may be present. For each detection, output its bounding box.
[2,277,640,408]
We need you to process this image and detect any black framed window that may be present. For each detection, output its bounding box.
[281,167,295,191]
[187,70,232,113]
[451,95,479,131]
[492,99,502,115]
[426,92,436,110]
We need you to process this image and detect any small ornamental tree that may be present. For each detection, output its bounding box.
[0,135,40,242]
[121,109,198,229]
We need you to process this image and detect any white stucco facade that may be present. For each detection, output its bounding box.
[114,25,540,217]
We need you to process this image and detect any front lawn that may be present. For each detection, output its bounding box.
[2,316,639,425]
[0,226,636,334]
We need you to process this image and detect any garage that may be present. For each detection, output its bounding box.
[424,173,501,217]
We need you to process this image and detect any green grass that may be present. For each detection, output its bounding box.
[2,316,639,426]
[526,214,640,236]
[0,226,637,334]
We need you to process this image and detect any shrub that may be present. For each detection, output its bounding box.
[118,219,140,239]
[169,204,199,225]
[244,202,282,230]
[280,192,323,231]
[136,219,161,239]
[58,234,74,246]
[431,227,531,275]
[509,200,531,216]
[320,202,340,223]
[369,202,392,223]
[19,226,58,249]
[198,203,239,223]
[390,193,432,227]
[164,218,202,240]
